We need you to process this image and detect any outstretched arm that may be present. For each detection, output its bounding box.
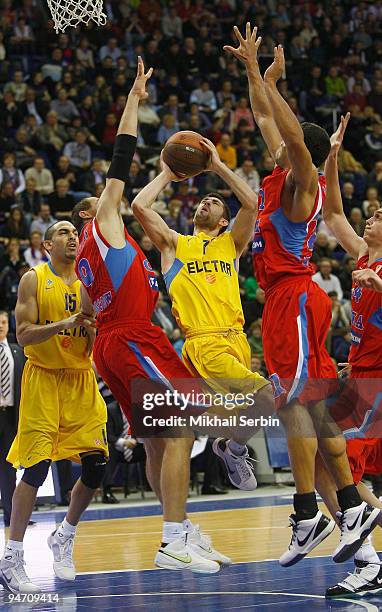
[323,113,365,260]
[96,57,153,244]
[264,47,315,191]
[131,159,179,255]
[201,138,257,256]
[224,23,281,161]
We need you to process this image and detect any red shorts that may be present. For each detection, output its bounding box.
[94,321,199,435]
[346,438,382,485]
[262,277,337,408]
[331,369,382,439]
[331,369,382,483]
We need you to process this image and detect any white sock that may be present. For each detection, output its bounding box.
[57,517,76,539]
[183,518,194,532]
[6,539,23,552]
[228,439,246,456]
[355,536,380,564]
[162,521,183,544]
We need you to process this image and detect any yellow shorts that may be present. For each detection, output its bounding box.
[182,329,269,398]
[8,362,108,469]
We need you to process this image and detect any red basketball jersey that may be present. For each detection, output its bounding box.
[75,218,159,325]
[252,166,326,291]
[349,254,382,371]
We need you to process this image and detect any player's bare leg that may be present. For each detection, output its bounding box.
[66,479,97,525]
[311,400,355,490]
[144,438,164,504]
[8,482,38,542]
[280,402,318,493]
[318,436,354,489]
[160,437,193,523]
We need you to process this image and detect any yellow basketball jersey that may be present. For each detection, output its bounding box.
[164,231,244,334]
[25,262,91,370]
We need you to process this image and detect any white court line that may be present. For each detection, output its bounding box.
[66,590,325,600]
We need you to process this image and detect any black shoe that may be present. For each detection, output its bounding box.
[102,491,119,504]
[326,559,382,598]
[201,485,227,495]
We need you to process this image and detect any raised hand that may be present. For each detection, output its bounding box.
[130,56,153,100]
[199,137,220,171]
[223,22,262,67]
[329,112,350,157]
[264,45,285,84]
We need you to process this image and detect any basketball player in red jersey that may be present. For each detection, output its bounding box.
[225,24,381,566]
[71,58,228,573]
[311,114,382,598]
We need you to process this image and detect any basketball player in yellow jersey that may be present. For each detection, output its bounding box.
[0,220,108,595]
[132,138,274,491]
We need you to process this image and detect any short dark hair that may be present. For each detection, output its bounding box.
[301,122,331,168]
[202,192,231,234]
[44,222,60,241]
[71,197,93,234]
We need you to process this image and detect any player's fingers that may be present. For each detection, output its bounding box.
[145,67,154,79]
[233,25,245,44]
[79,312,96,323]
[200,141,213,154]
[137,55,143,76]
[251,25,258,40]
[200,136,213,146]
[254,36,262,49]
[246,21,251,41]
[223,45,242,60]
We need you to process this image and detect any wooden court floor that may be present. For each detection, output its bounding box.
[2,501,381,572]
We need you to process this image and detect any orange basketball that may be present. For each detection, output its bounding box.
[162,131,210,177]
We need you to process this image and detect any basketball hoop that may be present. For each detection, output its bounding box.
[46,0,107,33]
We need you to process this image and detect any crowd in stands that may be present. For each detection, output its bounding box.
[1,0,382,372]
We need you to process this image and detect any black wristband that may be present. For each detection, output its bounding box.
[107,134,137,182]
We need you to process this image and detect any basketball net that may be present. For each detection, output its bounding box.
[46,0,107,33]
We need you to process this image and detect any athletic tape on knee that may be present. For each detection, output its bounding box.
[81,452,107,489]
[106,134,137,183]
[22,460,51,488]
